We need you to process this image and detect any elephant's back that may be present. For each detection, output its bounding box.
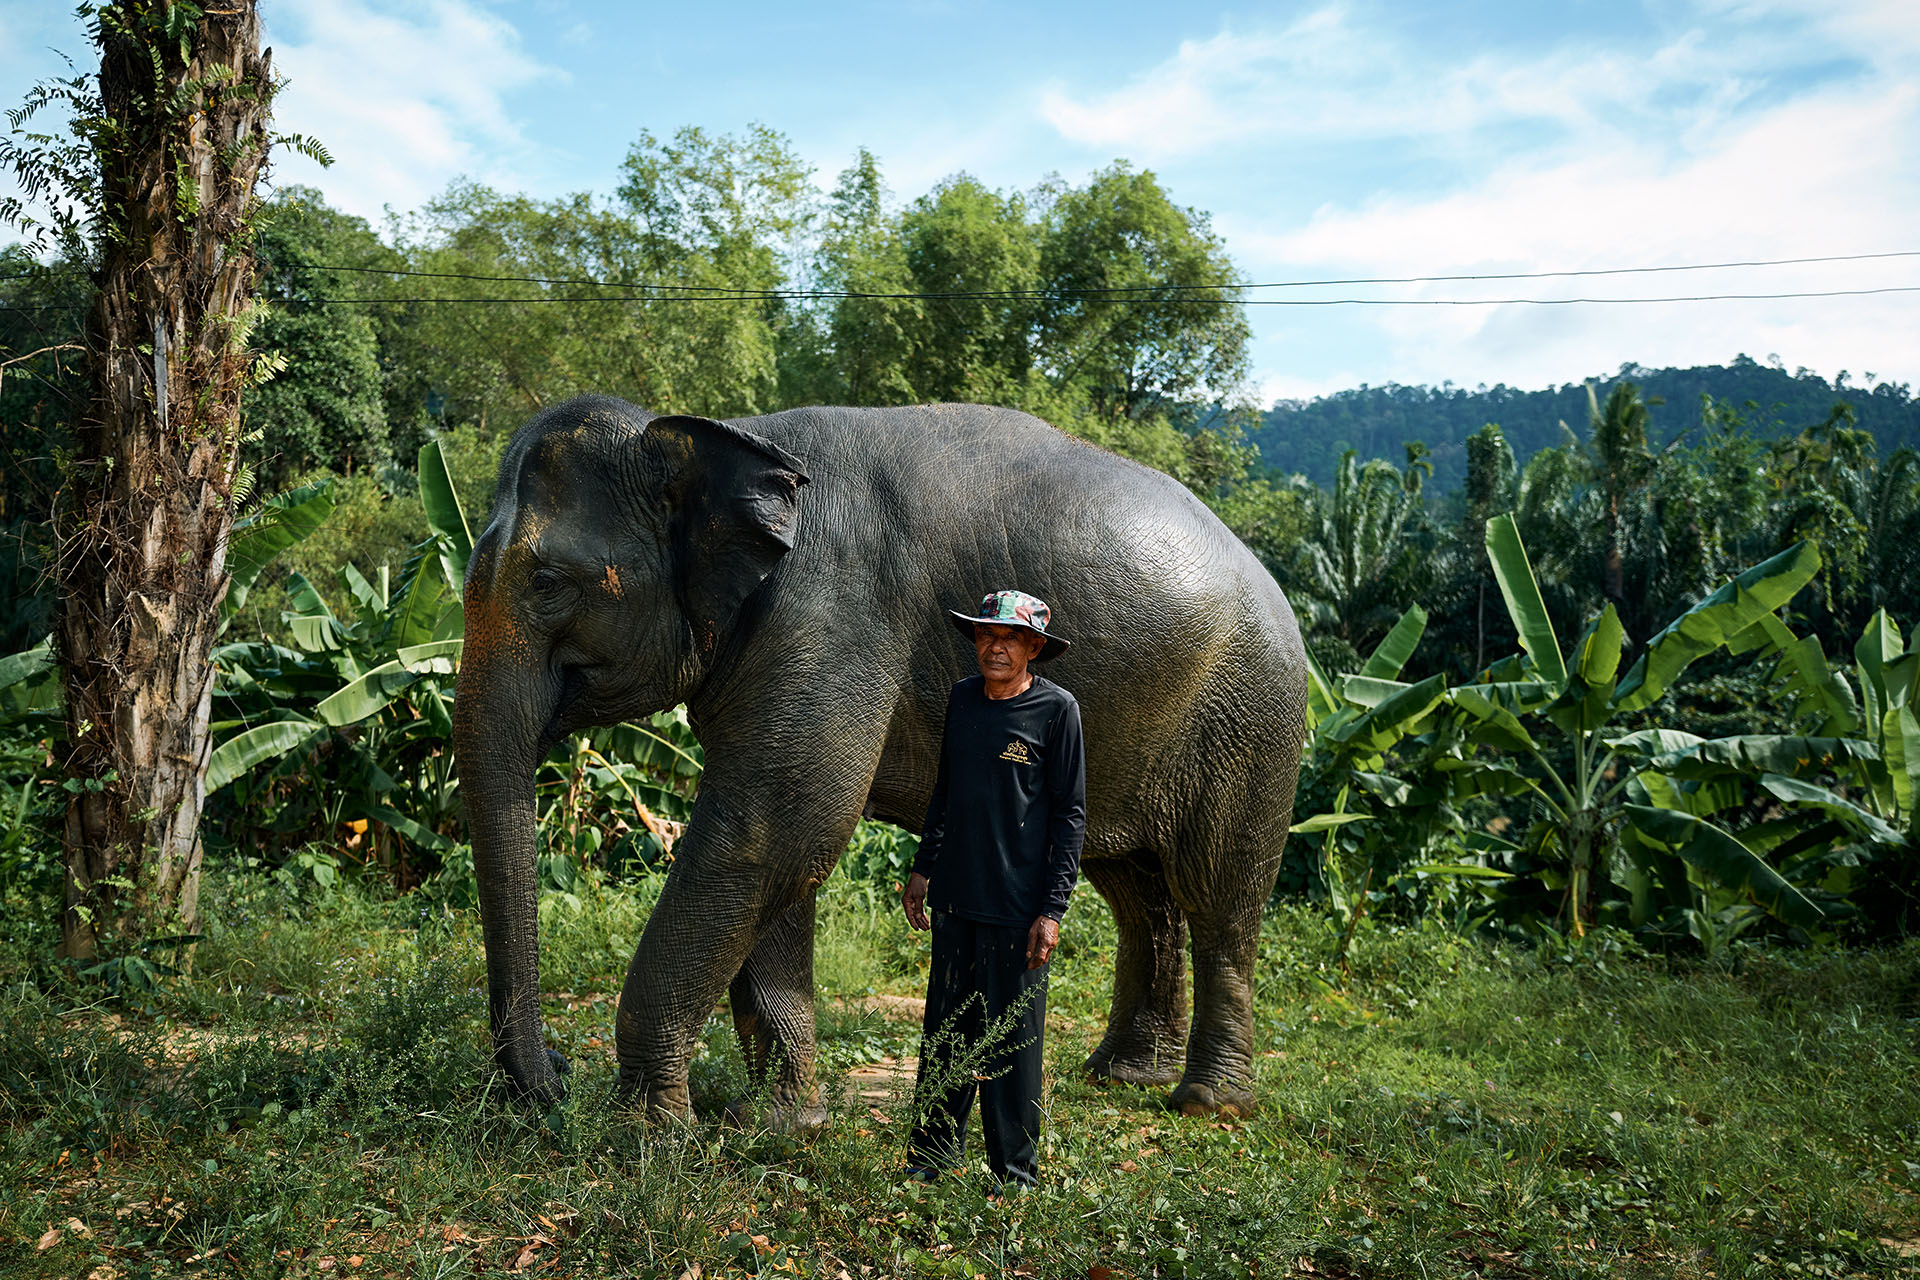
[746,403,1307,860]
[753,402,1300,665]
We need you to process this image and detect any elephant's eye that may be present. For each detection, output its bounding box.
[530,567,568,596]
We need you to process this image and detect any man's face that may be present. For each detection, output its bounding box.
[974,623,1046,682]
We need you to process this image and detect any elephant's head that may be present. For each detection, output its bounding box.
[452,395,808,1102]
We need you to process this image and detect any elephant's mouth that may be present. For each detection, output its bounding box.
[535,664,596,757]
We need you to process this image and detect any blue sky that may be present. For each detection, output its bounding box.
[4,1,1917,405]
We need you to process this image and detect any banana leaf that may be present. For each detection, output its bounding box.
[1450,686,1539,752]
[1289,812,1372,834]
[1341,675,1412,709]
[389,553,454,649]
[1739,812,1848,860]
[1755,616,1861,736]
[223,480,334,620]
[419,438,473,587]
[1631,769,1745,818]
[1351,770,1414,804]
[397,639,463,673]
[1614,540,1820,712]
[1650,734,1879,781]
[1329,673,1447,755]
[282,572,345,655]
[0,638,53,689]
[1606,728,1705,759]
[1358,604,1427,680]
[1485,514,1565,688]
[1400,863,1515,880]
[1624,803,1821,928]
[313,660,422,727]
[341,562,387,627]
[1551,603,1626,733]
[1854,609,1903,729]
[1757,773,1906,847]
[359,802,453,852]
[1303,644,1341,730]
[1434,755,1539,802]
[207,718,320,793]
[1883,705,1920,826]
[0,637,60,716]
[1464,678,1560,717]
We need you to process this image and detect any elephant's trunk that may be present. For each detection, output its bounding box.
[454,617,564,1105]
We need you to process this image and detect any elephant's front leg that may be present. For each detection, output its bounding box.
[727,891,827,1129]
[613,751,871,1121]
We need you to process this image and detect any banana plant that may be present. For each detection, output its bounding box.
[208,439,474,864]
[1629,606,1920,930]
[1435,515,1825,938]
[1294,603,1487,947]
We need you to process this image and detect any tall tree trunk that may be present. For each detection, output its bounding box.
[57,2,274,958]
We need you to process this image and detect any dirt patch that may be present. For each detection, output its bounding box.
[844,1055,917,1105]
[833,993,926,1022]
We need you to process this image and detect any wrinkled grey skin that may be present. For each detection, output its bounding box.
[453,395,1306,1122]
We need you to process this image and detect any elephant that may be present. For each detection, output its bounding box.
[452,394,1307,1122]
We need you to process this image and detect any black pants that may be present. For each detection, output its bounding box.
[907,911,1049,1186]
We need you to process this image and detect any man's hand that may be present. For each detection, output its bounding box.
[1026,915,1059,969]
[903,872,931,931]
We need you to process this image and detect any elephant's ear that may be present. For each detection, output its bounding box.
[639,414,810,648]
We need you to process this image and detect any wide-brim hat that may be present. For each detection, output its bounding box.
[947,589,1070,661]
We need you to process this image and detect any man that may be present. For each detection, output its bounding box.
[902,589,1086,1191]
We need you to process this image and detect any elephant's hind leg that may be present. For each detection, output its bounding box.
[1169,897,1264,1118]
[727,891,828,1132]
[1082,851,1188,1087]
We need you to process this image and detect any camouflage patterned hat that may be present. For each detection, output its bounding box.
[947,589,1071,661]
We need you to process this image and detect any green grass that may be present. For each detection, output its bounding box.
[2,862,1917,1279]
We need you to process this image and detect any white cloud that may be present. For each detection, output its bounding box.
[262,0,558,221]
[1239,71,1920,391]
[1045,1,1920,394]
[1035,5,1760,161]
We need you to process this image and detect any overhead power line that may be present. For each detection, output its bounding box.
[301,248,1920,298]
[303,284,1920,307]
[7,248,1920,296]
[7,284,1920,316]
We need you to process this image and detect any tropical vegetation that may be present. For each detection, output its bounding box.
[3,15,1918,1273]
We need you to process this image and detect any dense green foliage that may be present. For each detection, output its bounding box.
[4,58,1916,1280]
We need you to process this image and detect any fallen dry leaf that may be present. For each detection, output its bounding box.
[347,1256,363,1268]
[36,1227,60,1251]
[1117,1160,1138,1172]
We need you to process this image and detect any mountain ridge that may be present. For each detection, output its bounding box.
[1250,354,1920,491]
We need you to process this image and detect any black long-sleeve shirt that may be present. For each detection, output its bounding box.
[912,674,1086,926]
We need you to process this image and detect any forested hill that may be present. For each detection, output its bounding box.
[1252,355,1920,491]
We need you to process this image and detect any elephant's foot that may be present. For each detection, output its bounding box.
[721,1090,829,1136]
[721,1092,829,1136]
[1084,1044,1183,1087]
[500,1048,570,1107]
[1168,1078,1257,1119]
[615,1070,694,1123]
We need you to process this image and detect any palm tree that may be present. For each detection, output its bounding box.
[1283,447,1431,667]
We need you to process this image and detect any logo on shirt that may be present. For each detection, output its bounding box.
[999,739,1033,763]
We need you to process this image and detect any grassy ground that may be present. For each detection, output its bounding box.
[2,863,1917,1279]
